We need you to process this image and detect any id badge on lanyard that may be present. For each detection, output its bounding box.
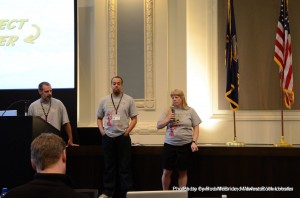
[112,115,121,121]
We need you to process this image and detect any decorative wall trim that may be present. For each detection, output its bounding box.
[131,121,165,135]
[77,121,165,135]
[108,0,117,81]
[212,110,300,121]
[108,0,155,110]
[143,0,155,110]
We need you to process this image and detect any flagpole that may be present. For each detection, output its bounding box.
[281,89,284,137]
[274,84,292,147]
[233,111,236,140]
[226,111,244,146]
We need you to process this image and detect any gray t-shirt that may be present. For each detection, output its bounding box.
[97,93,138,138]
[158,107,201,146]
[28,98,70,131]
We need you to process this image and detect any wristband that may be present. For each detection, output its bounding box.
[192,140,196,144]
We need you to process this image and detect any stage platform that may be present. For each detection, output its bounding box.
[66,144,300,198]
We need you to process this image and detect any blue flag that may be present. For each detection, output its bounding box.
[225,0,239,111]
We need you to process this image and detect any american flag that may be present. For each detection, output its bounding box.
[274,0,294,109]
[225,0,239,111]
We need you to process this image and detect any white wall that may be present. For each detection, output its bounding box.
[77,0,300,145]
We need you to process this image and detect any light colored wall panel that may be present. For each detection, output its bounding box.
[78,0,300,145]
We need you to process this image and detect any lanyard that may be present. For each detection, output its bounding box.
[111,93,123,114]
[40,99,51,121]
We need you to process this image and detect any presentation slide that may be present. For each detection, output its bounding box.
[0,0,75,89]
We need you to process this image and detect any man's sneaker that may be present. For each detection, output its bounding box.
[98,194,112,198]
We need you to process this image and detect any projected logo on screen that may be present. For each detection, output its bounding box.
[0,19,41,46]
[0,0,75,89]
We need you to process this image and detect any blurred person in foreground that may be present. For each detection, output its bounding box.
[4,133,87,198]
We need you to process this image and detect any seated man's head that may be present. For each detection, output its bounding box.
[31,133,66,173]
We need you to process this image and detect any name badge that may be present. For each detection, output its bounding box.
[112,115,121,120]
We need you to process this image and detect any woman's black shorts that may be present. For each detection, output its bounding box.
[162,142,192,171]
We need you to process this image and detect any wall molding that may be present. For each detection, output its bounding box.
[77,120,165,135]
[108,0,155,110]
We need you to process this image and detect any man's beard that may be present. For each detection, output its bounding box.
[113,89,121,95]
[43,95,52,102]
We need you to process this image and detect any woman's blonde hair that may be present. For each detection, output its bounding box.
[170,89,189,110]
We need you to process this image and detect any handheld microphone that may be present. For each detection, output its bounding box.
[169,106,175,136]
[171,106,175,122]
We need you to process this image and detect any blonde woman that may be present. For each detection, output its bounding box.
[157,89,201,190]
